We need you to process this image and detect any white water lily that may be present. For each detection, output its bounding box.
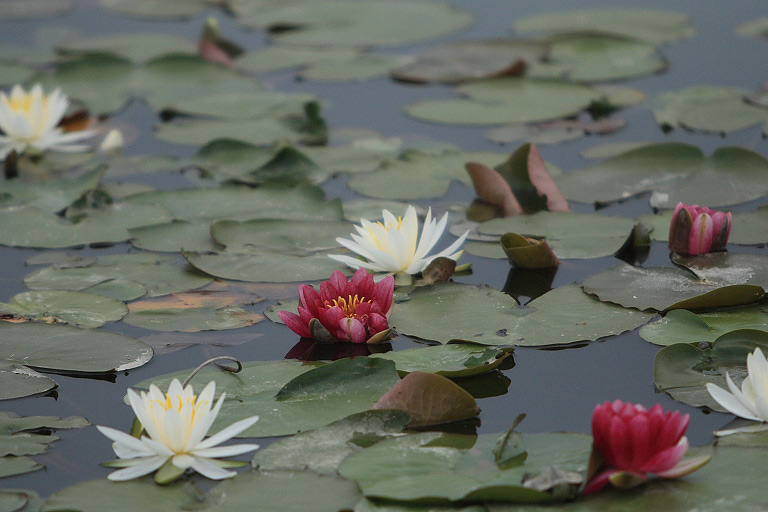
[0,83,94,159]
[329,205,469,275]
[97,379,259,481]
[706,347,768,435]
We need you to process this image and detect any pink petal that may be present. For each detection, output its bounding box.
[668,203,694,254]
[299,285,322,311]
[641,437,688,473]
[374,276,395,316]
[582,468,618,496]
[628,412,651,469]
[340,317,367,343]
[656,453,711,478]
[608,415,631,469]
[278,311,310,338]
[368,312,389,333]
[688,213,714,255]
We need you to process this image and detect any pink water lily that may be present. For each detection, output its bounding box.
[278,268,394,344]
[584,400,710,495]
[668,202,731,256]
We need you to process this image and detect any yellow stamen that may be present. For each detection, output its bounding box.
[324,294,371,318]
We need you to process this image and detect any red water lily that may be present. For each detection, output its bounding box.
[278,269,394,344]
[668,202,731,256]
[583,400,710,495]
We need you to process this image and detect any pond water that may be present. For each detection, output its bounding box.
[1,0,768,504]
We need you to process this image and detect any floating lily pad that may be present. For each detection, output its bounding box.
[0,290,127,328]
[123,292,264,332]
[348,150,502,200]
[535,32,666,83]
[0,322,151,373]
[203,471,363,512]
[24,253,212,299]
[301,54,408,82]
[165,92,323,121]
[583,254,768,311]
[513,8,695,44]
[0,412,90,434]
[211,219,353,255]
[369,344,509,378]
[103,155,181,177]
[0,489,40,512]
[129,220,220,253]
[41,478,198,512]
[238,1,473,48]
[0,457,41,479]
[477,211,636,259]
[0,62,35,85]
[736,18,768,39]
[640,304,768,346]
[58,33,195,63]
[236,46,359,74]
[654,329,768,411]
[555,144,768,208]
[38,54,260,115]
[392,39,546,84]
[0,364,56,400]
[184,250,346,283]
[126,184,342,221]
[252,410,411,474]
[405,78,600,125]
[653,86,768,134]
[339,431,591,504]
[0,168,103,213]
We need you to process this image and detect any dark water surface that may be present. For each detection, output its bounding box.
[1,0,767,498]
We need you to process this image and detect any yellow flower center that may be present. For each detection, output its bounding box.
[324,294,371,318]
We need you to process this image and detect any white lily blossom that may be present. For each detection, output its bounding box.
[329,205,469,275]
[0,83,94,159]
[97,379,259,481]
[706,347,768,434]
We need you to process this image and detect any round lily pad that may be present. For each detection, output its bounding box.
[640,305,768,346]
[58,33,195,63]
[41,478,198,512]
[183,250,347,283]
[210,219,353,255]
[654,329,768,411]
[0,290,127,328]
[369,344,510,378]
[0,363,56,401]
[478,211,636,259]
[129,220,220,253]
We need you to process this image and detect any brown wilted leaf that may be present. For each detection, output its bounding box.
[372,372,480,427]
[526,144,570,213]
[465,161,524,216]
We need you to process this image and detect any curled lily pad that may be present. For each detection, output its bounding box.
[640,303,768,346]
[654,329,768,411]
[500,233,559,269]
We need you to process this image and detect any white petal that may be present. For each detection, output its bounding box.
[128,388,164,442]
[706,382,762,421]
[195,415,260,450]
[192,443,259,459]
[106,456,169,481]
[190,456,237,480]
[96,426,158,457]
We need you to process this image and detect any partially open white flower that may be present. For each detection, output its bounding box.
[329,205,468,275]
[0,83,94,159]
[97,379,259,482]
[706,347,768,435]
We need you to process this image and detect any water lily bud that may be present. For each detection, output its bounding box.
[668,202,731,255]
[99,129,124,153]
[584,400,710,495]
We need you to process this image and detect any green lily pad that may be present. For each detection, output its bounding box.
[736,18,768,39]
[0,290,127,328]
[236,46,360,74]
[0,457,41,479]
[477,211,636,259]
[536,32,666,83]
[203,471,363,512]
[490,446,768,512]
[301,54,408,82]
[0,412,90,434]
[654,329,768,411]
[640,304,768,346]
[103,155,181,178]
[583,254,768,311]
[126,184,342,221]
[38,53,260,115]
[392,39,547,84]
[238,0,473,48]
[0,62,35,85]
[183,250,346,283]
[370,344,509,378]
[57,33,195,63]
[0,433,59,457]
[0,489,40,512]
[0,364,56,400]
[555,143,768,208]
[252,410,412,474]
[339,431,591,504]
[129,220,220,253]
[24,253,212,299]
[405,78,600,125]
[98,0,208,18]
[580,141,653,160]
[41,478,198,512]
[211,219,353,255]
[653,86,768,134]
[348,150,503,200]
[638,206,768,246]
[513,8,695,44]
[165,91,324,121]
[0,321,151,373]
[0,168,103,213]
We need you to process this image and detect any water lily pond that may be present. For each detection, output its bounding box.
[2,0,768,510]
